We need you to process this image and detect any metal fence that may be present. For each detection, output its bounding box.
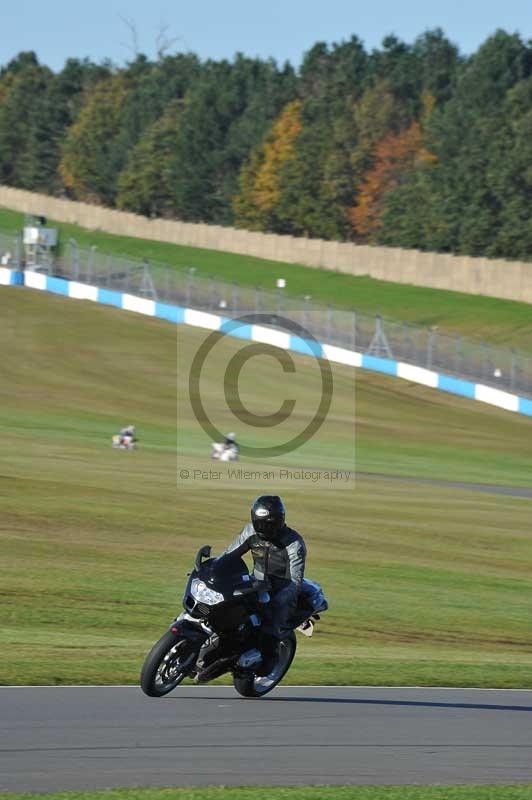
[2,231,532,399]
[0,229,22,266]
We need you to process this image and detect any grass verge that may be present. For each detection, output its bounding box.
[1,206,532,352]
[1,287,531,686]
[3,786,532,799]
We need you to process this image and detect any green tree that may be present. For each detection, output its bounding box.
[366,35,421,118]
[379,31,532,257]
[174,55,295,223]
[0,52,53,189]
[0,32,530,262]
[412,29,461,105]
[59,74,131,204]
[29,58,111,194]
[113,53,200,161]
[483,76,532,259]
[116,100,181,217]
[274,37,368,239]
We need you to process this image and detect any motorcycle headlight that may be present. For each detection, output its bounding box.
[191,579,224,605]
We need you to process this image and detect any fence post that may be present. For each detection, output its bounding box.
[232,282,239,316]
[510,350,516,393]
[402,323,410,361]
[15,233,22,270]
[326,305,332,341]
[455,337,463,376]
[482,341,489,382]
[351,309,357,351]
[427,327,437,369]
[255,287,261,314]
[303,295,311,329]
[185,267,196,307]
[69,239,79,281]
[87,245,96,284]
[106,254,113,286]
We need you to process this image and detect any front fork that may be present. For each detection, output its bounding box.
[167,612,211,674]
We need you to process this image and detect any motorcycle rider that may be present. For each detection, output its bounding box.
[222,432,239,458]
[211,432,239,461]
[223,495,306,669]
[119,424,136,444]
[223,431,238,450]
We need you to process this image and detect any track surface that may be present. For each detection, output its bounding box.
[2,686,532,791]
[359,472,532,499]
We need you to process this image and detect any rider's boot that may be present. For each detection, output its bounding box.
[296,618,314,637]
[256,633,279,676]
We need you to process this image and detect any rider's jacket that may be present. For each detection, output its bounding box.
[223,523,306,588]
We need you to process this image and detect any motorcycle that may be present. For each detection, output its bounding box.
[140,545,328,698]
[112,434,137,450]
[211,442,239,461]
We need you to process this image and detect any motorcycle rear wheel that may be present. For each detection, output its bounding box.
[140,631,196,697]
[233,633,296,698]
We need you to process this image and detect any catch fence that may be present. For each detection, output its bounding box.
[2,231,531,399]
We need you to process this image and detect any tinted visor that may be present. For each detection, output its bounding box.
[252,515,282,540]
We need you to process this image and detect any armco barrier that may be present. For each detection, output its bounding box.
[6,268,532,418]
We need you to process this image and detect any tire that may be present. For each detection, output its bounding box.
[233,633,297,698]
[140,631,197,697]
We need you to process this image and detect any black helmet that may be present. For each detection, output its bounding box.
[251,495,286,541]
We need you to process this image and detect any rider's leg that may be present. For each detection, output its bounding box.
[270,584,297,639]
[256,584,297,675]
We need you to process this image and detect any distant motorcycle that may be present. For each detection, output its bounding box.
[112,434,137,450]
[140,545,328,699]
[211,441,239,461]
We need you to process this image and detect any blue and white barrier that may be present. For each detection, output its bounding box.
[5,269,532,418]
[0,267,24,286]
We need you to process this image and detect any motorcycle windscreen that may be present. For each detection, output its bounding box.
[200,552,250,588]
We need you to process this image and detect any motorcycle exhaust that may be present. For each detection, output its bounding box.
[194,655,234,683]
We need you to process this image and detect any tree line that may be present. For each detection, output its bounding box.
[1,29,531,261]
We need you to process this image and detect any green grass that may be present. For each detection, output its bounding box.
[1,206,532,351]
[1,286,532,687]
[3,786,532,799]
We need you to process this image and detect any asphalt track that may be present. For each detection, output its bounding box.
[358,472,532,499]
[2,686,532,791]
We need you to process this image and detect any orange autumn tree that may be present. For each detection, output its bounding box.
[350,112,436,240]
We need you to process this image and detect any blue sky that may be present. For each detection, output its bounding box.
[2,0,531,71]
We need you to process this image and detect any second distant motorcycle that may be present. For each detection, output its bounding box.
[211,432,239,461]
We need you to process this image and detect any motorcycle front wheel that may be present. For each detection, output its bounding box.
[233,633,296,698]
[140,631,196,697]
